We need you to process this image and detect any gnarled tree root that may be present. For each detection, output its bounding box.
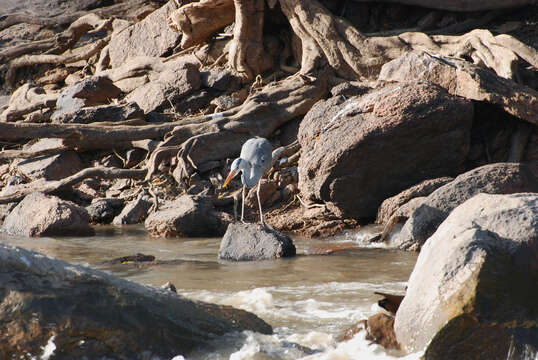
[0,166,147,204]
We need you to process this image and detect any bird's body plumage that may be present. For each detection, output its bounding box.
[223,137,273,225]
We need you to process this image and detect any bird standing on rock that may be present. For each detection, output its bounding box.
[222,137,273,226]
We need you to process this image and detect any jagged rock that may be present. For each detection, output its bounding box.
[395,162,538,251]
[394,193,538,357]
[52,102,143,124]
[1,192,94,237]
[218,222,296,261]
[86,198,125,224]
[16,151,82,181]
[298,81,473,219]
[112,191,152,225]
[376,177,454,224]
[0,243,272,358]
[124,62,201,114]
[108,1,181,68]
[144,195,232,237]
[52,76,122,120]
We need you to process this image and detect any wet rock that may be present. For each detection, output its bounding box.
[52,76,122,120]
[298,81,473,219]
[103,253,156,265]
[394,193,538,357]
[365,313,400,350]
[16,151,82,181]
[108,1,181,68]
[52,102,144,124]
[376,177,454,224]
[0,243,272,358]
[112,191,152,225]
[396,163,538,251]
[218,223,296,261]
[125,62,201,114]
[1,192,94,237]
[86,198,125,224]
[145,195,231,237]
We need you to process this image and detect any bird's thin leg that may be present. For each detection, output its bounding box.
[257,180,265,227]
[241,185,246,223]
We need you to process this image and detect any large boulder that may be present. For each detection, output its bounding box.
[0,243,272,359]
[124,62,201,113]
[1,192,94,237]
[108,1,181,68]
[395,162,538,250]
[218,223,296,261]
[394,193,538,358]
[298,81,473,219]
[144,195,232,237]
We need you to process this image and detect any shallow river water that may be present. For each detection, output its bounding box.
[1,225,421,360]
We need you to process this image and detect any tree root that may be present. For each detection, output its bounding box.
[168,0,235,49]
[145,72,329,184]
[0,166,147,204]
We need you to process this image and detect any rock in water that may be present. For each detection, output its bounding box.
[218,223,296,261]
[0,243,272,359]
[1,192,94,237]
[394,193,538,358]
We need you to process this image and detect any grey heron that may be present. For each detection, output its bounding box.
[222,137,273,226]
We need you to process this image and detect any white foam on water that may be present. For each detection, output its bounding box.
[40,335,56,360]
[286,331,335,350]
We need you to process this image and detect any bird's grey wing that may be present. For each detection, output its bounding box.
[242,138,272,171]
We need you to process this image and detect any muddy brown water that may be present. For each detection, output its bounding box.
[1,224,420,359]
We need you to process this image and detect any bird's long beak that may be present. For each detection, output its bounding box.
[223,171,236,188]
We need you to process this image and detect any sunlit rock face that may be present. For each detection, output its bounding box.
[395,193,538,358]
[298,81,473,220]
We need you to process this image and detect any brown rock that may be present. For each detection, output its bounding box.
[376,177,453,224]
[245,179,278,208]
[144,195,232,237]
[298,81,473,219]
[1,192,94,237]
[0,243,271,358]
[395,162,538,251]
[395,193,538,356]
[365,313,400,350]
[108,1,181,68]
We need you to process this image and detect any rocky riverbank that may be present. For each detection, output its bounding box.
[0,0,537,358]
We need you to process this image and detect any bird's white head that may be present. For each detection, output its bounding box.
[223,158,243,188]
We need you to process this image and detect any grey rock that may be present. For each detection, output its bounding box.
[52,102,143,124]
[395,193,538,357]
[5,175,25,186]
[0,202,17,224]
[200,69,239,91]
[16,151,82,181]
[108,1,181,68]
[298,81,473,219]
[52,76,121,119]
[0,243,271,358]
[145,195,231,237]
[125,62,201,114]
[376,177,454,224]
[396,162,538,251]
[218,222,296,261]
[1,192,94,237]
[86,198,125,224]
[112,191,152,225]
